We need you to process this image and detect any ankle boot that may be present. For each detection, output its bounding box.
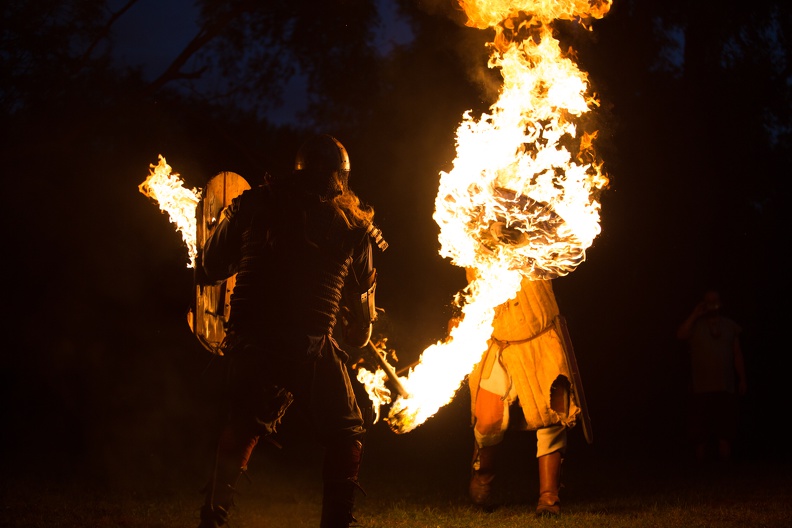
[321,438,364,528]
[536,450,563,516]
[197,504,229,528]
[469,443,498,509]
[197,464,245,528]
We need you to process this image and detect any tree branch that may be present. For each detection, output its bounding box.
[76,0,141,74]
[145,0,257,95]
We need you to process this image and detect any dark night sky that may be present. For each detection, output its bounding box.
[3,0,790,495]
[109,0,199,79]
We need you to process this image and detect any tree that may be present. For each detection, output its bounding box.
[144,0,383,131]
[1,0,117,117]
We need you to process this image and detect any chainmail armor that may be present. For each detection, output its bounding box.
[226,183,364,340]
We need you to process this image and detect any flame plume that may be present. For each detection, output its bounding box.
[357,367,393,424]
[383,0,611,434]
[138,155,202,268]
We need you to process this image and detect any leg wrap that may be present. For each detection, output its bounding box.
[320,437,364,528]
[536,450,563,516]
[469,442,498,509]
[197,504,229,528]
[200,425,259,526]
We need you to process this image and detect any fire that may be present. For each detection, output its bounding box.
[356,367,392,424]
[138,155,202,268]
[384,0,611,433]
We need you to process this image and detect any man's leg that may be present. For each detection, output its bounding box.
[199,425,259,528]
[535,425,567,516]
[320,436,365,528]
[312,344,367,528]
[470,387,507,509]
[199,350,293,528]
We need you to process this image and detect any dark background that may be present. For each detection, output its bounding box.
[2,0,790,494]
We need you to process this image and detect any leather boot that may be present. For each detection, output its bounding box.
[197,462,245,528]
[320,438,364,528]
[197,503,229,528]
[536,450,563,516]
[469,443,498,510]
[197,426,259,528]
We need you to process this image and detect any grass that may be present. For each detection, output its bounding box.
[2,436,791,528]
[2,400,791,528]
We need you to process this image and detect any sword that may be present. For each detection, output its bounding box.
[554,314,594,444]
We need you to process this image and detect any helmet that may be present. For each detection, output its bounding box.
[294,134,350,199]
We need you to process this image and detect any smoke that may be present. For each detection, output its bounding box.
[412,0,504,107]
[457,30,504,105]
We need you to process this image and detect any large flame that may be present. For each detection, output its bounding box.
[138,155,202,268]
[382,0,611,433]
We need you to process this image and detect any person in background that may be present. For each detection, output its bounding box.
[196,134,383,528]
[676,289,747,464]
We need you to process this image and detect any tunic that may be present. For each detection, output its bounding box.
[468,275,580,438]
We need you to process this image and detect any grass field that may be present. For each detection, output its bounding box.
[2,404,791,528]
[2,450,790,527]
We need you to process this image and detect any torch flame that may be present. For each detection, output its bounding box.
[384,0,611,433]
[138,155,202,268]
[356,367,392,424]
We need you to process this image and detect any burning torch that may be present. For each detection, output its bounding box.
[365,341,409,399]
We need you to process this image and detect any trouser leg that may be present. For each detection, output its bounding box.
[198,341,295,527]
[198,425,259,528]
[309,339,367,528]
[320,437,364,528]
[469,385,507,510]
[198,360,292,528]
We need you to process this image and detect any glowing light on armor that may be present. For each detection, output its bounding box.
[378,0,612,433]
[138,155,202,268]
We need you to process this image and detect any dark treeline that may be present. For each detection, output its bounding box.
[2,0,790,489]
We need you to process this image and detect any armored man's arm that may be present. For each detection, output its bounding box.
[342,241,376,348]
[202,193,248,284]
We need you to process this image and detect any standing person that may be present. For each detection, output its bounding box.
[196,134,382,528]
[464,268,582,516]
[676,289,747,464]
